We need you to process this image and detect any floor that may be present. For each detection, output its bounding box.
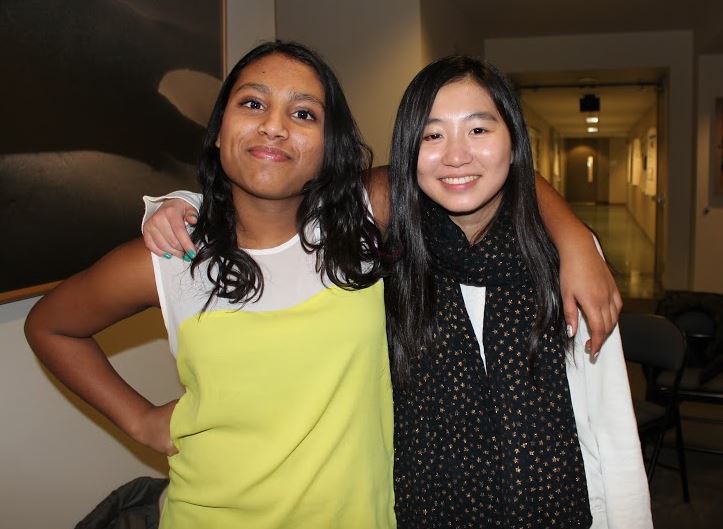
[626,366,723,529]
[571,204,723,528]
[570,203,660,300]
[648,404,723,529]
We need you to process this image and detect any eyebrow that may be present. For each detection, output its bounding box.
[233,83,324,108]
[426,111,499,124]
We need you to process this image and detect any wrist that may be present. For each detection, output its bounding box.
[122,400,155,444]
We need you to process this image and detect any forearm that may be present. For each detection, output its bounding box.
[29,328,153,438]
[535,174,621,353]
[535,174,593,254]
[24,240,163,447]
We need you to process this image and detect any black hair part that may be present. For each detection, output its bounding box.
[384,56,568,382]
[191,40,381,308]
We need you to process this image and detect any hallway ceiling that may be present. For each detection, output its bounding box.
[439,0,720,137]
[510,69,660,138]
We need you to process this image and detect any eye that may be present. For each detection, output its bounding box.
[240,99,263,110]
[423,132,442,141]
[292,109,316,121]
[471,127,487,135]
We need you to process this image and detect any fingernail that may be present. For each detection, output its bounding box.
[592,351,599,361]
[584,342,591,353]
[163,252,172,260]
[186,249,197,259]
[566,324,573,337]
[183,253,192,263]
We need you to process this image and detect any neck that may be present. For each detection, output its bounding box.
[231,190,303,250]
[447,193,503,243]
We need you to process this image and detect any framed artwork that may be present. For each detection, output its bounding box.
[644,127,657,197]
[631,137,643,187]
[0,1,224,302]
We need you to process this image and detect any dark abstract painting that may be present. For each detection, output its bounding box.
[0,0,223,299]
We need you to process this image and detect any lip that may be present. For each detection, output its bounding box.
[438,175,481,189]
[248,145,291,162]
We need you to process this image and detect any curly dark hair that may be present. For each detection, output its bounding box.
[190,41,382,307]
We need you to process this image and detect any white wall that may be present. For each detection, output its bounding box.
[484,31,694,290]
[224,0,275,74]
[626,106,658,243]
[609,137,628,204]
[275,0,424,165]
[521,102,555,183]
[692,53,723,293]
[419,0,484,62]
[0,298,181,529]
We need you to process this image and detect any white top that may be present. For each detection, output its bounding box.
[144,191,653,529]
[143,192,326,355]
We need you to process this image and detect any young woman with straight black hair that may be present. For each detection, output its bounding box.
[386,56,651,529]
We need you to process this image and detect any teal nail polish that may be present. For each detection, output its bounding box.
[186,249,197,259]
[183,253,192,263]
[163,252,172,260]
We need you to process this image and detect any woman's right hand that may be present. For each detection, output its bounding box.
[143,199,198,260]
[132,400,179,456]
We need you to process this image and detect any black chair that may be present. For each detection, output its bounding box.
[655,291,723,456]
[619,312,690,502]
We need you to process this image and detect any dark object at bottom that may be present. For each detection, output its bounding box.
[75,476,168,529]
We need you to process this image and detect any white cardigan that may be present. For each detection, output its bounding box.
[145,191,653,529]
[461,285,653,529]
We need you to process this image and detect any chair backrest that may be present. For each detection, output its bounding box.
[619,313,686,371]
[673,310,715,339]
[657,290,723,356]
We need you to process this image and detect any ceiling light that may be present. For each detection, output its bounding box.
[587,127,599,133]
[586,116,599,124]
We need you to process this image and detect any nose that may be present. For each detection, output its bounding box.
[258,109,289,140]
[440,135,472,167]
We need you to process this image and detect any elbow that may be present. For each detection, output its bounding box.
[24,298,49,358]
[24,301,40,351]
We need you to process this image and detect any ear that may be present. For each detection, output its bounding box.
[215,135,221,148]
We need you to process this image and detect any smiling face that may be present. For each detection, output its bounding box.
[417,77,512,239]
[216,53,325,208]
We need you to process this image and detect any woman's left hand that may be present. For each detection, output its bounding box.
[560,243,622,359]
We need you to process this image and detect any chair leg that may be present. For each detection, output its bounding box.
[647,430,666,482]
[674,407,691,503]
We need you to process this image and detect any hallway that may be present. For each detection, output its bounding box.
[571,204,659,299]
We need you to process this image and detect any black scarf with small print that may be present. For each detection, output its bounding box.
[392,197,592,529]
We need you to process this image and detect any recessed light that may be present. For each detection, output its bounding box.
[587,127,598,133]
[586,116,599,124]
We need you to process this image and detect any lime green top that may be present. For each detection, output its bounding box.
[156,276,395,529]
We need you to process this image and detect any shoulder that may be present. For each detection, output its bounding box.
[78,238,159,309]
[363,165,390,232]
[26,239,159,339]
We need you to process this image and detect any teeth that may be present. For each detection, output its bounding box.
[441,175,479,185]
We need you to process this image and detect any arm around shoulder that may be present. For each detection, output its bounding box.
[535,174,622,355]
[364,165,391,232]
[142,190,202,258]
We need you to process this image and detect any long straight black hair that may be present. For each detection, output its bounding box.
[384,56,568,381]
[190,41,381,306]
